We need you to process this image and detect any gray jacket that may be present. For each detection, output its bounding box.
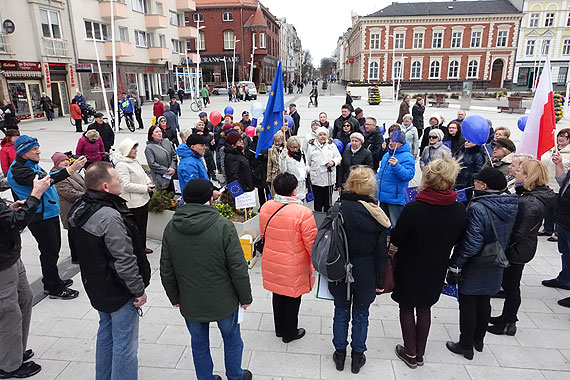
[420,141,451,169]
[145,139,178,190]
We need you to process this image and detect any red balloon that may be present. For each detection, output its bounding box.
[245,126,255,138]
[210,111,222,126]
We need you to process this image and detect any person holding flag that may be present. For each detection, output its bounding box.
[256,62,285,158]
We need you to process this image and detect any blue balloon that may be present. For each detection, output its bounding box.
[223,106,234,116]
[284,115,294,128]
[461,115,489,146]
[333,139,344,154]
[346,142,351,151]
[518,115,528,132]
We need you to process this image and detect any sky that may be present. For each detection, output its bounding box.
[260,0,452,66]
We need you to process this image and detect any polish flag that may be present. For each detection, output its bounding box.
[518,57,556,158]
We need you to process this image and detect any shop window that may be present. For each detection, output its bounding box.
[159,73,170,95]
[125,73,139,94]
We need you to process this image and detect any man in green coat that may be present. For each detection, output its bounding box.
[160,178,252,380]
[200,87,209,108]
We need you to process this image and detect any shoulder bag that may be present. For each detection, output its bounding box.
[469,206,510,271]
[254,203,288,255]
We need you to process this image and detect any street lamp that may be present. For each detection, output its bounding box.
[396,55,408,101]
[388,33,397,103]
[232,39,240,86]
[195,18,205,100]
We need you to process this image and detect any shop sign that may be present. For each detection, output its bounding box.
[200,55,241,64]
[75,63,93,72]
[69,65,75,87]
[44,64,51,88]
[0,60,41,71]
[0,60,17,70]
[48,62,67,72]
[145,67,155,72]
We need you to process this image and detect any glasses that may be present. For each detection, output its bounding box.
[429,136,438,139]
[343,124,351,128]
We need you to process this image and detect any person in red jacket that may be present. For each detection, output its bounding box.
[0,129,19,175]
[153,97,164,120]
[76,130,105,168]
[70,99,83,132]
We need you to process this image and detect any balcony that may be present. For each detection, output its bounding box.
[42,37,69,57]
[145,14,168,29]
[178,25,197,39]
[104,41,132,57]
[99,0,129,19]
[0,34,12,54]
[176,0,196,11]
[149,47,170,61]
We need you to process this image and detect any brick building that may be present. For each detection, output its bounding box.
[340,0,523,91]
[187,0,280,88]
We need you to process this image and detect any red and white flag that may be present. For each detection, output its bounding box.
[518,57,556,158]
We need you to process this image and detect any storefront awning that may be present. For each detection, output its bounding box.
[2,70,43,78]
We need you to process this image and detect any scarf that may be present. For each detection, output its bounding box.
[340,192,391,228]
[414,189,457,206]
[289,150,302,162]
[274,194,302,204]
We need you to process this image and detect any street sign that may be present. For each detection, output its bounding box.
[2,19,15,34]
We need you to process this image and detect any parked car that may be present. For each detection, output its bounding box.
[212,85,229,96]
[238,81,258,100]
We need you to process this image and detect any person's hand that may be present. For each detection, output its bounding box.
[167,168,175,176]
[552,151,563,166]
[241,304,251,310]
[326,160,335,168]
[69,156,87,172]
[133,293,147,307]
[213,170,217,174]
[213,190,221,199]
[414,154,417,160]
[375,288,385,294]
[388,157,398,166]
[337,187,342,193]
[382,142,387,150]
[210,139,215,145]
[446,267,460,286]
[388,244,398,255]
[172,304,180,307]
[147,186,154,193]
[30,174,52,198]
[9,200,25,211]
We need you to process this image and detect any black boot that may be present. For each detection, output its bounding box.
[445,341,473,360]
[488,315,503,325]
[351,351,366,374]
[487,322,517,336]
[333,349,346,371]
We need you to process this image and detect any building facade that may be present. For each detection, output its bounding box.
[187,0,280,89]
[512,0,570,91]
[278,18,302,85]
[341,0,523,91]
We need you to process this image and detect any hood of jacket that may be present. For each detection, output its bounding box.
[172,203,221,235]
[176,143,193,158]
[401,123,415,133]
[69,190,128,228]
[471,192,518,224]
[1,139,13,148]
[113,154,139,165]
[388,141,412,155]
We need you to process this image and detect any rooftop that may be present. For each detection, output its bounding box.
[364,0,521,18]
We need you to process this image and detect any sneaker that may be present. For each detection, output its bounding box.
[558,296,570,308]
[333,349,346,371]
[0,361,41,379]
[242,369,252,380]
[395,344,417,369]
[43,279,74,294]
[48,288,79,300]
[542,279,570,290]
[22,349,33,362]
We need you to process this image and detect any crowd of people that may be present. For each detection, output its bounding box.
[1,91,570,380]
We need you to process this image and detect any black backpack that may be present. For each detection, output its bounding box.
[311,201,353,298]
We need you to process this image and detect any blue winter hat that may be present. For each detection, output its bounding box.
[15,135,39,156]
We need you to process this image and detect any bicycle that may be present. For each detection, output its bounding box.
[109,109,136,132]
[190,97,203,112]
[69,104,96,126]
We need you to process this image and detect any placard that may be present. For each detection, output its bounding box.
[235,190,257,209]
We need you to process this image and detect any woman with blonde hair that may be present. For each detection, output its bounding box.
[330,165,389,374]
[488,159,555,336]
[279,136,308,200]
[391,158,466,368]
[506,153,534,193]
[267,132,284,189]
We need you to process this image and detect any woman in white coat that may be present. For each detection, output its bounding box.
[306,127,342,212]
[115,138,154,254]
[279,136,308,200]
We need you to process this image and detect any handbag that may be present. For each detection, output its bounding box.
[254,203,288,255]
[469,206,510,270]
[378,243,396,294]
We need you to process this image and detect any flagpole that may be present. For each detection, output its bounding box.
[111,0,118,133]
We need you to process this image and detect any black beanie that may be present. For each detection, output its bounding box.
[186,133,207,146]
[183,179,214,204]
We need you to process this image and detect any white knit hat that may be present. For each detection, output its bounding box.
[350,132,364,143]
[429,128,445,142]
[118,138,139,157]
[315,126,329,136]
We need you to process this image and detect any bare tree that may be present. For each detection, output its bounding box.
[302,50,314,80]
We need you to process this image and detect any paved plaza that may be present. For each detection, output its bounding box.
[6,84,570,379]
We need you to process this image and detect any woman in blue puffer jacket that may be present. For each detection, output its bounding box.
[445,167,518,361]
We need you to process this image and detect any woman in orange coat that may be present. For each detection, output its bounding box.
[70,98,83,132]
[259,172,318,343]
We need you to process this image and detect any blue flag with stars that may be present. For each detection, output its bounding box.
[404,186,419,203]
[256,61,285,158]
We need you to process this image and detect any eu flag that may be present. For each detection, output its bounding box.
[404,186,419,203]
[443,141,452,149]
[441,283,459,300]
[256,61,285,157]
[227,180,244,198]
[456,188,467,202]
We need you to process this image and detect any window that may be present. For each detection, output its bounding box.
[259,33,266,49]
[394,33,404,49]
[119,27,129,42]
[132,0,146,13]
[159,34,166,48]
[134,30,150,47]
[413,33,423,49]
[448,60,459,78]
[125,73,138,94]
[252,33,256,49]
[558,67,568,84]
[431,32,443,48]
[451,31,462,48]
[85,20,109,41]
[169,11,179,26]
[563,39,570,55]
[545,13,554,27]
[525,40,535,56]
[393,61,402,79]
[529,13,539,27]
[89,72,113,92]
[470,31,481,48]
[467,60,478,78]
[370,33,380,49]
[411,61,421,79]
[497,31,508,47]
[198,31,205,50]
[193,13,204,23]
[155,2,163,15]
[368,61,379,80]
[222,12,233,22]
[40,9,62,39]
[429,61,440,78]
[171,39,182,53]
[223,30,235,50]
[567,12,570,27]
[542,39,551,55]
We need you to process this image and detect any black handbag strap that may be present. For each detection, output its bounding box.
[263,203,288,238]
[482,205,502,250]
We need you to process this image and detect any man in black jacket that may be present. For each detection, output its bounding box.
[412,97,425,138]
[87,113,115,153]
[68,162,150,380]
[0,175,51,379]
[336,132,373,190]
[333,105,359,138]
[288,104,301,136]
[131,92,144,130]
[362,117,384,171]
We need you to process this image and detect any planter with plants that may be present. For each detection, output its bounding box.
[147,190,178,240]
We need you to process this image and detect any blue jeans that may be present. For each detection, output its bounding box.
[96,300,139,380]
[332,297,371,354]
[380,202,404,231]
[185,310,244,380]
[556,225,570,286]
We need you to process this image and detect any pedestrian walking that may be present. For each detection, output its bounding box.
[153,97,165,121]
[118,92,134,129]
[145,125,178,192]
[396,95,411,124]
[73,92,88,123]
[201,87,210,107]
[177,88,185,104]
[40,92,54,121]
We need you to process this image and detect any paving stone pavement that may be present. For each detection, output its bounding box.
[5,83,570,379]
